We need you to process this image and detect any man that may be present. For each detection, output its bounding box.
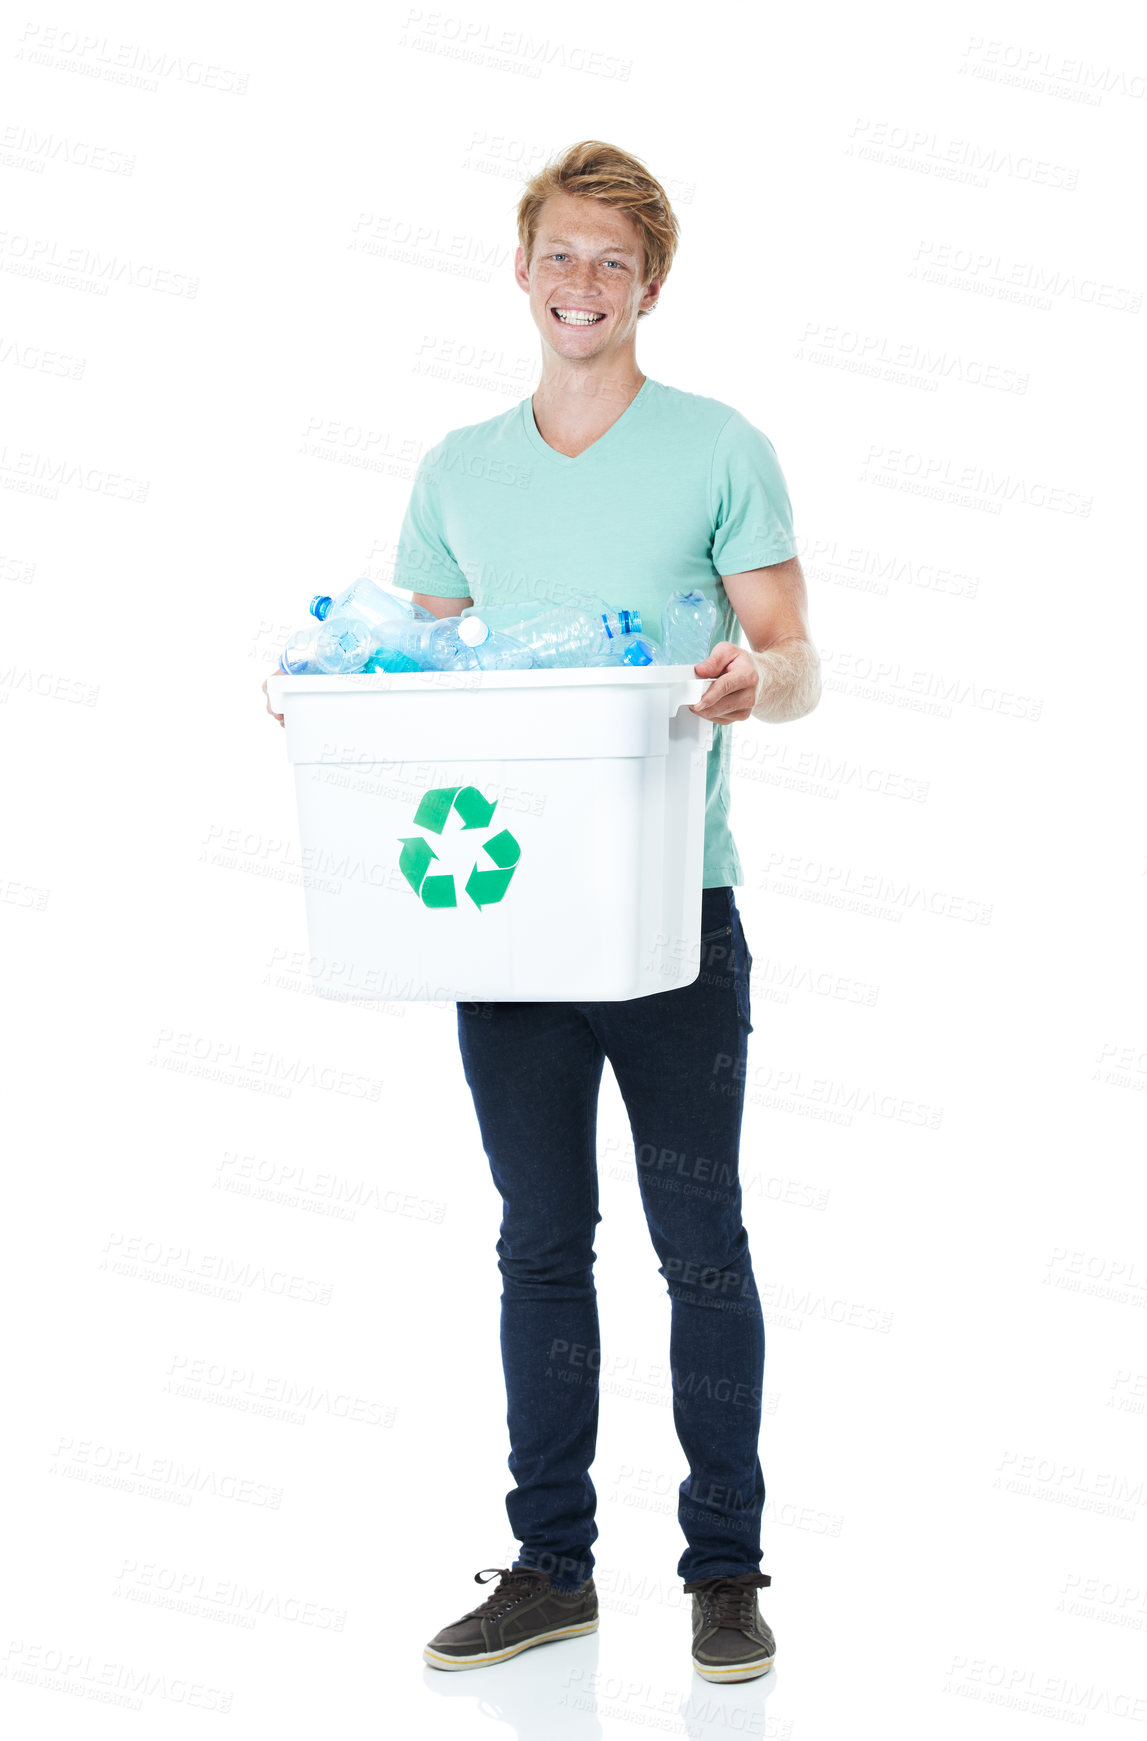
[267,139,820,1682]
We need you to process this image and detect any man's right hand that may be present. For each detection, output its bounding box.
[263,673,284,727]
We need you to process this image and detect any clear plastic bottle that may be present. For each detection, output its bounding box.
[310,577,430,630]
[463,597,641,653]
[425,620,477,672]
[463,617,535,670]
[279,588,432,675]
[313,613,374,674]
[427,616,535,672]
[571,593,643,645]
[457,605,610,668]
[661,589,717,665]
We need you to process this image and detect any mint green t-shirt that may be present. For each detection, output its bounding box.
[390,376,797,888]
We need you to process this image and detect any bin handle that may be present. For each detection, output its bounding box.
[668,676,711,715]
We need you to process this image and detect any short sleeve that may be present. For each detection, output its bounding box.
[391,447,472,598]
[709,411,798,576]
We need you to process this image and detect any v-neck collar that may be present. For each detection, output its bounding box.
[520,376,655,466]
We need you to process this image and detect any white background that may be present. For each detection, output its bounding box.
[2,1,1145,1736]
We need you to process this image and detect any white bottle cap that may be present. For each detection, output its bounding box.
[458,616,490,647]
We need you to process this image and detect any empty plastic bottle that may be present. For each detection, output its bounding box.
[457,605,609,668]
[281,615,396,675]
[463,597,640,654]
[425,618,478,672]
[661,589,717,665]
[279,584,432,674]
[426,616,535,672]
[310,577,430,631]
[462,617,535,670]
[313,613,374,674]
[567,592,643,645]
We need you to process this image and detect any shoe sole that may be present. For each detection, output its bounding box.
[693,1652,775,1683]
[424,1617,599,1670]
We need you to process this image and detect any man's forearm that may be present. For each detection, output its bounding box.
[747,637,822,723]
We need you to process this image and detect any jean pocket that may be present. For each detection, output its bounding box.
[699,886,734,944]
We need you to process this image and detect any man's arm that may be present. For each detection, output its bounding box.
[690,556,821,725]
[413,593,473,618]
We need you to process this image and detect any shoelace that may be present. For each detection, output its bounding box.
[465,1566,550,1621]
[682,1572,771,1631]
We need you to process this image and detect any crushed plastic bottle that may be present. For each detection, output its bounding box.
[661,589,717,665]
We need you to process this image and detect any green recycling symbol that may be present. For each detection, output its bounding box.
[398,785,522,911]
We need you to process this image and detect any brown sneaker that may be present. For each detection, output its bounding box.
[683,1571,775,1682]
[423,1565,598,1670]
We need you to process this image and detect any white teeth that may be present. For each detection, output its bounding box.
[554,309,605,325]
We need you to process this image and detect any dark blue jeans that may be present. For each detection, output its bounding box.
[455,885,765,1593]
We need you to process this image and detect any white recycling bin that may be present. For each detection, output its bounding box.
[266,665,714,1003]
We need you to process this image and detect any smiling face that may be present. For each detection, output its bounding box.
[515,191,661,364]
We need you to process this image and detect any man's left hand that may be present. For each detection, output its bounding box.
[689,642,760,722]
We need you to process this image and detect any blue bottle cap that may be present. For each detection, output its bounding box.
[310,595,332,620]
